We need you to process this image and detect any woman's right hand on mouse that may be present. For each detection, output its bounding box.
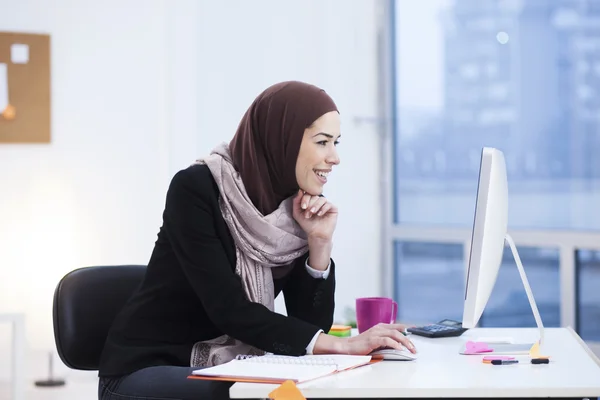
[313,323,417,355]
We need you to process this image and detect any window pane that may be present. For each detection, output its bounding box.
[394,241,465,324]
[480,246,560,328]
[394,241,561,328]
[576,250,600,341]
[393,0,600,229]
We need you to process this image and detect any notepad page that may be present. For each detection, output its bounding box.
[231,354,372,370]
[298,355,372,370]
[192,359,337,383]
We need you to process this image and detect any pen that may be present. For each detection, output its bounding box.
[491,359,518,365]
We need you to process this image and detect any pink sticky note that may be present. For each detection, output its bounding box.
[465,341,493,354]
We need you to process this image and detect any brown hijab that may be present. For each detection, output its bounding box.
[229,81,338,216]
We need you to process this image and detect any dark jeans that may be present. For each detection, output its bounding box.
[98,366,233,400]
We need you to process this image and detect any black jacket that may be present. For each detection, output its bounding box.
[98,164,336,377]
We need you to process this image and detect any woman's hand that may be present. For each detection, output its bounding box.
[292,190,338,241]
[312,323,417,355]
[343,323,417,354]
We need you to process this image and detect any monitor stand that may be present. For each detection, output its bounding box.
[460,233,545,355]
[504,233,545,345]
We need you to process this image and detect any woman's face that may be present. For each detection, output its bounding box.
[295,111,341,195]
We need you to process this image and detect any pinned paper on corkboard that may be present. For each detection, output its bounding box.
[0,32,51,143]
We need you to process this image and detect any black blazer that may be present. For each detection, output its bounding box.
[98,164,336,377]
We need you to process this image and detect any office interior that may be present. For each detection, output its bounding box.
[1,0,599,399]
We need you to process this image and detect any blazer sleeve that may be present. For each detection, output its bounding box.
[282,255,336,334]
[163,167,322,356]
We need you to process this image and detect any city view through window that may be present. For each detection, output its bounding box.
[392,0,600,340]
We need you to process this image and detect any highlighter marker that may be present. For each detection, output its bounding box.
[491,359,518,365]
[531,358,549,364]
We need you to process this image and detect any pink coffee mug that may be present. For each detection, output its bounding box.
[355,297,398,334]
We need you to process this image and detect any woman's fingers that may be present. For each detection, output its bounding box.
[302,195,327,218]
[398,335,417,353]
[371,322,407,334]
[371,336,403,351]
[307,198,327,217]
[346,326,418,355]
[372,324,417,353]
[300,193,313,210]
[316,202,333,217]
[300,193,319,211]
[388,323,409,331]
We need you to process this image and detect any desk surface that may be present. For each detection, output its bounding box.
[230,327,600,399]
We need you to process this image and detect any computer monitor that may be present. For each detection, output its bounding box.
[462,147,545,346]
[462,147,508,328]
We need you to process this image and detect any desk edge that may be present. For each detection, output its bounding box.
[566,325,600,367]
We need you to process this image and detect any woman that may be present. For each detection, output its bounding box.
[98,81,415,400]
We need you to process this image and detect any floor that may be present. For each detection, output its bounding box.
[0,371,97,400]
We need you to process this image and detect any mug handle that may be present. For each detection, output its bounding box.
[391,301,398,324]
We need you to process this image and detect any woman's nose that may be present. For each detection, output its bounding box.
[327,148,340,165]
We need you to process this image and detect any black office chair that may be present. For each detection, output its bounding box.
[52,265,146,370]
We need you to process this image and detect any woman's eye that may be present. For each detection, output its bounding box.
[317,140,340,146]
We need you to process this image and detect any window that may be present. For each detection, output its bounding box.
[480,247,560,327]
[394,242,464,324]
[388,0,600,342]
[393,0,600,230]
[394,241,561,328]
[577,250,600,341]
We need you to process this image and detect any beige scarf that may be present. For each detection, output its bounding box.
[190,143,309,367]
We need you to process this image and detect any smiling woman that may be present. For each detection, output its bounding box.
[96,81,414,400]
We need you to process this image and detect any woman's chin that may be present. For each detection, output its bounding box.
[299,186,322,197]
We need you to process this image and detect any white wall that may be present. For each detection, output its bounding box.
[0,0,171,382]
[0,0,382,383]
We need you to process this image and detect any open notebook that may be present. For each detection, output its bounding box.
[189,354,372,384]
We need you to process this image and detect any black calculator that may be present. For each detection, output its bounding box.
[407,319,468,338]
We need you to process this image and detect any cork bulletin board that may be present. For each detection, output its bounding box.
[0,32,51,143]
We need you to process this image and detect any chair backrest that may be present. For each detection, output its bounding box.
[52,265,146,370]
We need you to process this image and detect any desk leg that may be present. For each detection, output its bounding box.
[12,316,25,400]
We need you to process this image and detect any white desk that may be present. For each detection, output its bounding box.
[0,313,25,400]
[230,327,600,399]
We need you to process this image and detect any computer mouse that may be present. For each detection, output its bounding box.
[369,348,418,361]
